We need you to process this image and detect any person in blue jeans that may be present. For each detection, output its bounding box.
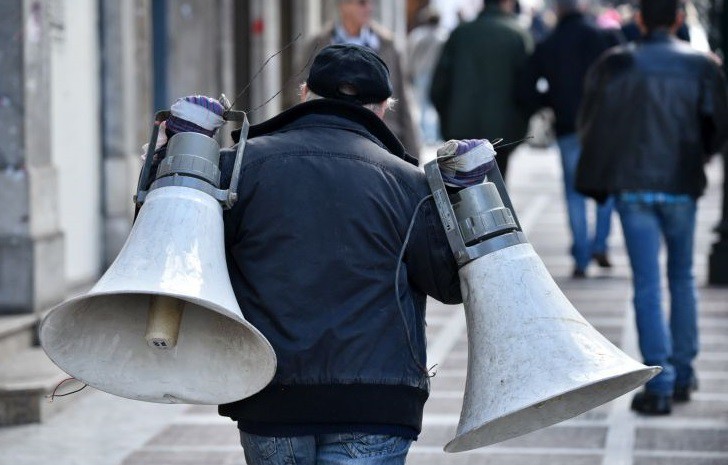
[616,194,698,405]
[518,0,622,277]
[576,0,728,414]
[558,134,614,277]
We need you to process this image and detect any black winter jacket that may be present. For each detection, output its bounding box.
[217,100,462,436]
[519,13,622,136]
[430,6,532,143]
[576,33,728,202]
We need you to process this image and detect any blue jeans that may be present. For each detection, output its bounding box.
[616,195,699,395]
[240,432,412,465]
[557,134,614,271]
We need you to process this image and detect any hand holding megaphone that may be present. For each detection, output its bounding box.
[436,139,497,190]
[140,95,227,161]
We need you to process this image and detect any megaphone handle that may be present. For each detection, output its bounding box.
[226,115,250,208]
[135,111,171,206]
[424,161,471,265]
[222,109,247,122]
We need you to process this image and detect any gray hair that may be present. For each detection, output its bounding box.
[299,83,397,114]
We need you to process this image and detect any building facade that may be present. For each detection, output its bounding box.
[0,0,408,315]
[0,0,413,425]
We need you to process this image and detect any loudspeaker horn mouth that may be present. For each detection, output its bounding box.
[443,365,661,452]
[40,291,277,405]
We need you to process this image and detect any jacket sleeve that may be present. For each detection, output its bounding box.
[404,197,462,305]
[700,59,728,157]
[576,57,604,140]
[575,57,611,204]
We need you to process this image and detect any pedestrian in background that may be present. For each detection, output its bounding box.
[407,6,447,145]
[430,0,533,180]
[217,43,462,464]
[297,0,421,158]
[621,0,691,42]
[518,0,622,278]
[528,5,555,43]
[576,0,728,415]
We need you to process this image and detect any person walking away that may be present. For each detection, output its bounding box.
[297,0,421,158]
[407,6,447,145]
[576,0,728,414]
[518,0,622,278]
[430,0,533,180]
[216,44,462,464]
[621,0,690,42]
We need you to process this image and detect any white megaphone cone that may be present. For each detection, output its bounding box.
[424,159,660,452]
[40,112,277,404]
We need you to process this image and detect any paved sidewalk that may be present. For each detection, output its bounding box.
[1,146,726,465]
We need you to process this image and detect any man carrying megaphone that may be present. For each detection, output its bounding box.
[216,44,464,465]
[153,44,464,465]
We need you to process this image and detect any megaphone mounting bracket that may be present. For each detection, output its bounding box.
[134,110,250,210]
[424,161,528,267]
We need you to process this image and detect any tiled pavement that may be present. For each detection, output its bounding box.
[1,145,727,465]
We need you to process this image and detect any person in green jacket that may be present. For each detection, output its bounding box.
[430,0,533,179]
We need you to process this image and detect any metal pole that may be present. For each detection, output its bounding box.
[708,150,728,285]
[708,0,728,285]
[152,0,168,112]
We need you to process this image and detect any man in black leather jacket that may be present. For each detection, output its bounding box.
[217,44,462,464]
[576,0,728,415]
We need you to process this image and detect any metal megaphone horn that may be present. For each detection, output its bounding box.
[424,156,659,452]
[39,110,276,404]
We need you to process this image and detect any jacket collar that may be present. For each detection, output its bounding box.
[642,29,674,43]
[557,11,584,25]
[478,5,509,18]
[232,99,416,166]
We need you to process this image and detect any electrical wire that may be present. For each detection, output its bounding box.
[493,135,534,150]
[395,194,438,378]
[46,377,88,402]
